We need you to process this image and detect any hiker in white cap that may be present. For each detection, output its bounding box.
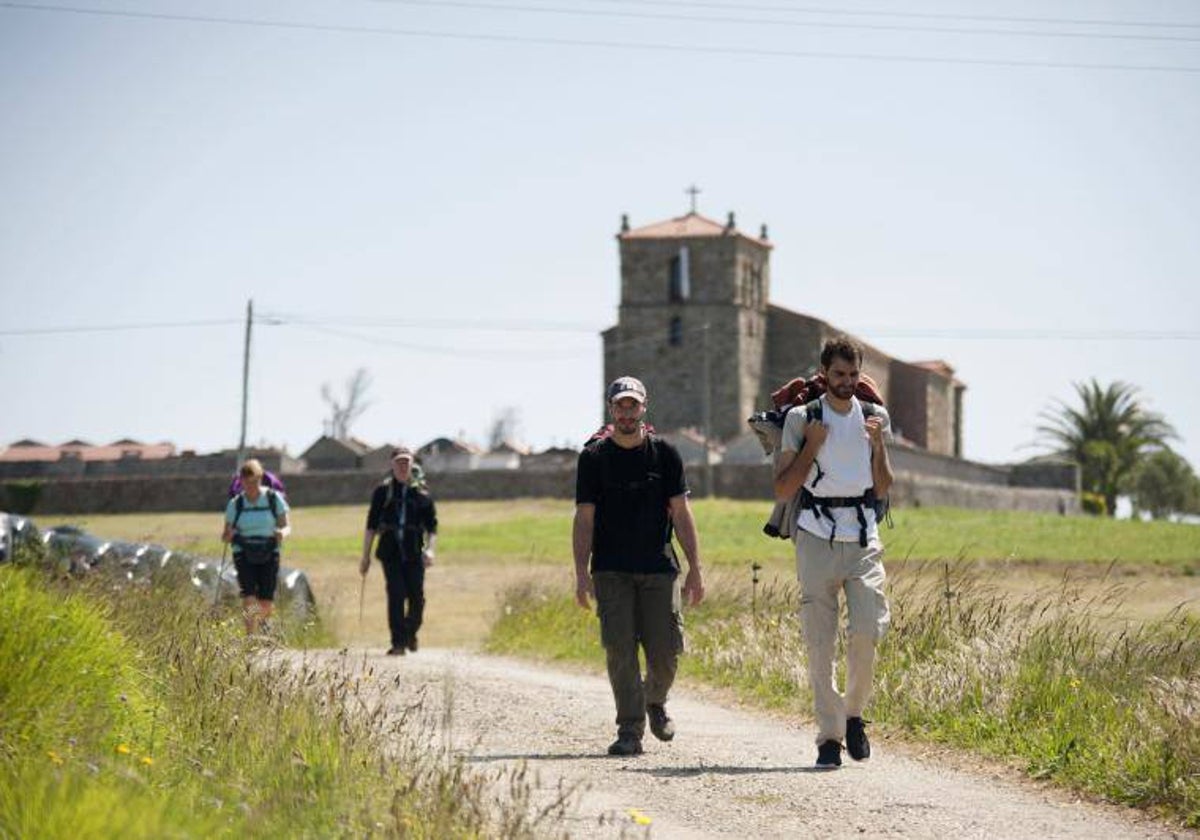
[361,447,438,655]
[574,376,705,757]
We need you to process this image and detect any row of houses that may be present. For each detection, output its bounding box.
[0,429,773,481]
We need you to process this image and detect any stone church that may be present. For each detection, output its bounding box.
[602,209,965,457]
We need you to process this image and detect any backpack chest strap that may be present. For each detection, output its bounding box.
[799,488,873,548]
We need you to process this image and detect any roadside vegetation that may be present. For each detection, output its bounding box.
[488,563,1200,828]
[24,499,1200,830]
[478,502,1199,828]
[0,541,560,839]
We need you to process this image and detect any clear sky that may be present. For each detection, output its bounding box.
[2,0,1198,470]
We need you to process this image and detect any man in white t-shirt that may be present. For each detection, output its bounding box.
[773,336,894,769]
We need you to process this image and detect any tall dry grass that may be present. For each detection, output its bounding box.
[0,542,570,838]
[489,562,1200,827]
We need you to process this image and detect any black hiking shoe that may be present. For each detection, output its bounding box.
[815,739,842,769]
[647,704,675,742]
[406,636,418,653]
[846,717,871,761]
[607,735,644,757]
[386,646,406,656]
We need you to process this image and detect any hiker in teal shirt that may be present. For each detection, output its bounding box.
[222,458,291,635]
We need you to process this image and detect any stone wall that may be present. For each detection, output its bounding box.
[0,451,290,480]
[10,459,1077,517]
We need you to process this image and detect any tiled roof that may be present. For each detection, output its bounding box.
[911,360,956,376]
[620,212,771,247]
[72,443,176,462]
[0,444,60,462]
[0,440,176,463]
[418,437,481,455]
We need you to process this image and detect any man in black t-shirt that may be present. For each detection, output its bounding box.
[574,376,705,757]
[360,447,438,655]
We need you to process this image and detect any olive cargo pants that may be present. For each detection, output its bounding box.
[593,571,685,740]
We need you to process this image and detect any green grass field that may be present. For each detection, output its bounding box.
[11,500,1200,831]
[67,499,1200,569]
[63,500,1200,647]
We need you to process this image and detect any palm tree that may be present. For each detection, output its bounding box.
[1037,379,1176,516]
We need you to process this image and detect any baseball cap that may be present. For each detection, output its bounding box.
[391,447,414,462]
[607,376,647,404]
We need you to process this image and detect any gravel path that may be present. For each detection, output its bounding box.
[278,647,1194,840]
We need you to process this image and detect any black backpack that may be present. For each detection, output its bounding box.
[231,489,282,564]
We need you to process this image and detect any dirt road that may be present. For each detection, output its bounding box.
[278,647,1193,839]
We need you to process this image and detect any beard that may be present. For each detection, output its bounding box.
[614,417,641,434]
[829,382,855,400]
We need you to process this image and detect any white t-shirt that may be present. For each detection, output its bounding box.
[780,396,891,543]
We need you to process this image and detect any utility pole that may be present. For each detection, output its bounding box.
[701,321,714,497]
[238,298,253,462]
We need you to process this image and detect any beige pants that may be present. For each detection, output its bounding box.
[795,530,890,745]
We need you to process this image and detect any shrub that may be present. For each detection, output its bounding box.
[1079,492,1107,516]
[1,481,43,515]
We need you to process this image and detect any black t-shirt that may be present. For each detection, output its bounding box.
[366,480,438,563]
[575,436,687,574]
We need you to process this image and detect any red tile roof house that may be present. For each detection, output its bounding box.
[0,439,176,478]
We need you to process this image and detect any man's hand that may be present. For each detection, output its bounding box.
[273,527,286,543]
[358,556,370,577]
[575,573,594,609]
[805,419,829,451]
[864,416,886,449]
[422,549,435,568]
[683,567,705,606]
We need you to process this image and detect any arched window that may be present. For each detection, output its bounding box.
[669,316,683,346]
[668,246,690,302]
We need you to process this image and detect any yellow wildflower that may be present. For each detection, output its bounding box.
[140,756,154,766]
[115,744,131,755]
[47,750,64,765]
[628,808,652,826]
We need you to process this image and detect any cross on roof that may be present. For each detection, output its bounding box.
[685,184,701,213]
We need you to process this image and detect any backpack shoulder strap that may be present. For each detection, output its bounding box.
[861,401,879,419]
[802,399,827,489]
[645,433,663,475]
[265,488,280,519]
[804,398,823,424]
[232,493,245,528]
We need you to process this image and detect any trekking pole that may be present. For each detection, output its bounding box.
[357,571,367,636]
[751,561,762,620]
[212,541,229,610]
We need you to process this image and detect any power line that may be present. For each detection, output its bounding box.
[287,321,596,359]
[580,0,1200,31]
[264,311,598,333]
[849,328,1200,341]
[373,0,1200,44]
[0,318,239,336]
[4,314,1197,342]
[3,2,1199,74]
